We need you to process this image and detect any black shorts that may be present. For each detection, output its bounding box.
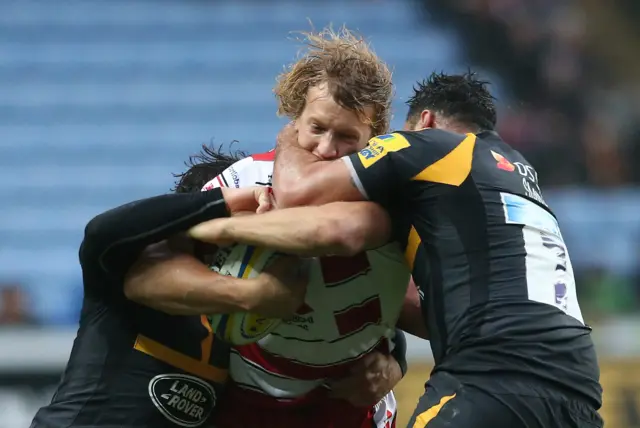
[407,372,603,428]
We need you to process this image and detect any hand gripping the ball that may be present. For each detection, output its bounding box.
[249,255,310,319]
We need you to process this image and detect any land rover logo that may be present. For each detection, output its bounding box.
[148,374,216,427]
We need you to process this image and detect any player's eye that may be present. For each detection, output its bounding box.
[311,123,326,134]
[338,133,358,143]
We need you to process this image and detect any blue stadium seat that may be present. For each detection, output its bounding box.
[0,0,460,324]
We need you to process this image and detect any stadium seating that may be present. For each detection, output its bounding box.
[0,0,461,323]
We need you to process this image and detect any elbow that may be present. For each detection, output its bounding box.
[121,245,162,304]
[320,203,389,256]
[83,212,105,242]
[122,283,138,302]
[122,274,144,303]
[318,216,367,257]
[122,250,156,305]
[122,273,173,313]
[340,217,371,256]
[78,214,105,264]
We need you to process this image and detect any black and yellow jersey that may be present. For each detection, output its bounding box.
[31,190,230,428]
[344,129,602,407]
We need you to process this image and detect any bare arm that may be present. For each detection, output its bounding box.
[188,201,392,257]
[272,124,366,208]
[221,186,272,214]
[123,238,307,318]
[124,240,252,315]
[396,277,429,340]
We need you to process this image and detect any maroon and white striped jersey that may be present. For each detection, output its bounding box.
[202,151,409,424]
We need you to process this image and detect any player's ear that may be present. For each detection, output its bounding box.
[418,110,436,129]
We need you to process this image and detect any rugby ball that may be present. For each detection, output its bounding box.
[207,244,282,345]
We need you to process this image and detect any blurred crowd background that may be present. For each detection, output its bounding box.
[0,0,638,427]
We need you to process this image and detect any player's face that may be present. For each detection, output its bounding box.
[296,84,374,160]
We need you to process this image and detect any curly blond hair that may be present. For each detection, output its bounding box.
[274,26,393,136]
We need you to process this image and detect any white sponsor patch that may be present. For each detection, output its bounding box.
[148,373,216,427]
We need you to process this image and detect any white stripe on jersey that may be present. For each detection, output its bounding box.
[341,156,369,199]
[202,153,274,191]
[230,349,321,399]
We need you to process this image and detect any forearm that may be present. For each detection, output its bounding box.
[221,203,356,256]
[124,245,257,315]
[81,188,228,276]
[273,140,361,207]
[191,202,392,257]
[272,139,318,203]
[397,278,429,340]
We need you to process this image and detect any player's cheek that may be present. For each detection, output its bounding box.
[296,128,317,152]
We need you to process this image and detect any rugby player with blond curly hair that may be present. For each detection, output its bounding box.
[127,27,424,428]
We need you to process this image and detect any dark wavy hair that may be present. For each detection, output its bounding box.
[172,142,247,194]
[406,70,497,131]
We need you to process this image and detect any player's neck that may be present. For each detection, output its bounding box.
[443,122,480,135]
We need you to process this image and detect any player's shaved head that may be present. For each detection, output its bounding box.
[405,71,497,132]
[275,26,393,137]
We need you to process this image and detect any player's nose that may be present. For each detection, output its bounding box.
[314,138,339,160]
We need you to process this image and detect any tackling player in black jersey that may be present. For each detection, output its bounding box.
[30,147,305,428]
[189,73,603,428]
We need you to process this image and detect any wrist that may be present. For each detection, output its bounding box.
[233,277,263,313]
[220,188,234,215]
[201,274,262,314]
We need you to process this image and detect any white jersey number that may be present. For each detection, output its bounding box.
[501,192,584,324]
